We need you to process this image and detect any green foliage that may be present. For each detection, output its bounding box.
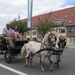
[64,46,69,49]
[10,16,30,33]
[37,12,57,37]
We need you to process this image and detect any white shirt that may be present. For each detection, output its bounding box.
[3,28,12,36]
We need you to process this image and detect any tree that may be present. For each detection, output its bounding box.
[10,16,30,34]
[37,12,57,37]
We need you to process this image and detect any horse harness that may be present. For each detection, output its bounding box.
[31,34,64,55]
[48,33,57,45]
[31,42,63,56]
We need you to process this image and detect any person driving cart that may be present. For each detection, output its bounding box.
[3,23,15,49]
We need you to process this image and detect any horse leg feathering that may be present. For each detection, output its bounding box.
[55,55,60,69]
[30,55,34,67]
[49,56,54,71]
[40,55,45,72]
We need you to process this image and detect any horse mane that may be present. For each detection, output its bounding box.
[42,32,56,43]
[42,32,51,44]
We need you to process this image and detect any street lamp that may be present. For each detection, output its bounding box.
[27,0,33,40]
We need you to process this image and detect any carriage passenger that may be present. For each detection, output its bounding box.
[12,26,22,41]
[3,23,15,48]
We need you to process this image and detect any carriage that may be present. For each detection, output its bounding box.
[0,37,28,63]
[0,32,66,71]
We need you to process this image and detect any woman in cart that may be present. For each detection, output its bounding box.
[12,26,22,41]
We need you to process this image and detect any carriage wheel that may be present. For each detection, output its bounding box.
[4,50,12,63]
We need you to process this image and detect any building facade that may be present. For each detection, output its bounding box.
[22,6,75,44]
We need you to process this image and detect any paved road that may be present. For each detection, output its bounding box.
[0,48,75,75]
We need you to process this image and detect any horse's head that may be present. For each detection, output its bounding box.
[58,37,66,48]
[48,33,57,46]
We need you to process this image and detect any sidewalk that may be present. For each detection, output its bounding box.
[66,44,75,48]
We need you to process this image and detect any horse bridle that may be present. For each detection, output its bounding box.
[48,33,57,45]
[58,39,66,48]
[40,33,57,50]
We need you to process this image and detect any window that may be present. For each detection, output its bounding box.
[27,31,30,35]
[70,37,74,43]
[37,21,39,22]
[69,28,73,32]
[33,31,36,35]
[72,13,74,16]
[59,28,65,33]
[49,18,52,20]
[68,20,72,23]
[54,17,56,19]
[33,38,37,41]
[59,22,63,25]
[54,21,65,26]
[65,14,68,17]
[27,38,30,41]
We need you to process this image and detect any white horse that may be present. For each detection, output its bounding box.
[21,32,56,72]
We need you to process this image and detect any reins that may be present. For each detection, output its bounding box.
[32,47,63,55]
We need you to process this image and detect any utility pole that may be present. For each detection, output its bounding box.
[27,0,33,40]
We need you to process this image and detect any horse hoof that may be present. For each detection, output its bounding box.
[31,65,35,68]
[50,68,53,71]
[55,62,57,65]
[57,65,59,69]
[41,69,45,72]
[24,64,28,67]
[24,65,27,67]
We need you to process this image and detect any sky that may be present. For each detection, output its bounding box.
[0,0,75,34]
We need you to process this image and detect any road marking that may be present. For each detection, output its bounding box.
[0,63,28,75]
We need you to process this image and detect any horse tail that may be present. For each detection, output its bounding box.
[21,44,27,59]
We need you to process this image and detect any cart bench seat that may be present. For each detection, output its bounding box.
[13,40,28,50]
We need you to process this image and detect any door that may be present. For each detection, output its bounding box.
[70,37,74,44]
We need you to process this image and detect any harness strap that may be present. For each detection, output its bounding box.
[31,43,63,56]
[33,48,53,55]
[32,47,63,56]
